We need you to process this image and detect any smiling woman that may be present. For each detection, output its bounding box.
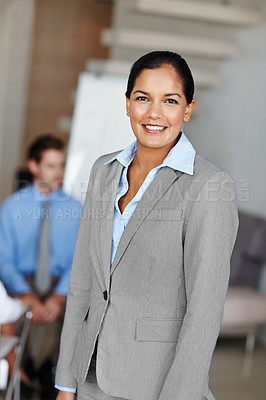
[55,51,239,400]
[125,65,195,152]
[121,53,195,213]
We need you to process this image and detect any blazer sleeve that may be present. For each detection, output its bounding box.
[55,160,99,389]
[158,171,239,400]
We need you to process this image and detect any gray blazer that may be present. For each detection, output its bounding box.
[56,152,239,400]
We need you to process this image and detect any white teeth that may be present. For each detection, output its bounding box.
[145,125,165,131]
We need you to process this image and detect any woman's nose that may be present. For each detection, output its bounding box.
[147,102,163,119]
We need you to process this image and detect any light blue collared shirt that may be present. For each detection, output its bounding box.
[56,131,195,393]
[106,131,195,265]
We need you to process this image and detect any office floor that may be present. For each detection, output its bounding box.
[210,338,266,400]
[29,337,265,400]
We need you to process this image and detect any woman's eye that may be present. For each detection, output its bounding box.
[165,98,178,104]
[136,96,148,101]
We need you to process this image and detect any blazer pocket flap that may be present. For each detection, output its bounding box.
[145,209,183,221]
[135,318,183,342]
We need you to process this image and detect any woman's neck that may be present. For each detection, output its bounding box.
[132,139,176,174]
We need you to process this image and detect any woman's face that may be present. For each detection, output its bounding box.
[126,65,195,150]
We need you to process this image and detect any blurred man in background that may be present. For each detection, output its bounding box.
[0,135,82,399]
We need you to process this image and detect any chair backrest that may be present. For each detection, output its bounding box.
[230,212,266,289]
[0,307,32,400]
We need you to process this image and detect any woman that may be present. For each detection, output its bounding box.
[55,51,238,400]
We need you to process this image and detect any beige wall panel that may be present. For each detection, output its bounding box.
[0,0,35,201]
[23,0,112,162]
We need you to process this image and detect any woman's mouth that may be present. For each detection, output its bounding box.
[143,124,166,134]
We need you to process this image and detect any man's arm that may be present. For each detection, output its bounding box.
[18,292,48,323]
[42,294,66,324]
[54,267,71,297]
[0,203,32,294]
[53,199,82,298]
[44,210,80,324]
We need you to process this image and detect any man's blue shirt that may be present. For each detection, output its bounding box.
[0,185,82,295]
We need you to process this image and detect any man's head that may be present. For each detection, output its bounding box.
[27,135,65,194]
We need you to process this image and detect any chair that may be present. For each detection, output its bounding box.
[220,212,266,377]
[0,307,32,400]
[221,286,266,377]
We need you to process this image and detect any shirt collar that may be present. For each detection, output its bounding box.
[104,140,137,168]
[104,132,195,175]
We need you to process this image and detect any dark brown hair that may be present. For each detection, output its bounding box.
[27,134,64,163]
[126,51,194,105]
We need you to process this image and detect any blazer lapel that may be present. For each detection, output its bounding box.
[100,161,123,290]
[111,167,183,275]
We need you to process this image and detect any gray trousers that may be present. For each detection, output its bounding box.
[77,361,128,400]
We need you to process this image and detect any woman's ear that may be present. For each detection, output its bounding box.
[184,99,196,122]
[27,159,39,176]
[125,95,130,117]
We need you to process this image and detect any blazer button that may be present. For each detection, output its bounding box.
[103,291,108,300]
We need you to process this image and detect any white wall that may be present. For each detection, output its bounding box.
[64,73,134,202]
[182,2,266,219]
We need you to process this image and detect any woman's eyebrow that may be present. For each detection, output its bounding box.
[133,90,149,95]
[133,90,182,99]
[165,93,182,98]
